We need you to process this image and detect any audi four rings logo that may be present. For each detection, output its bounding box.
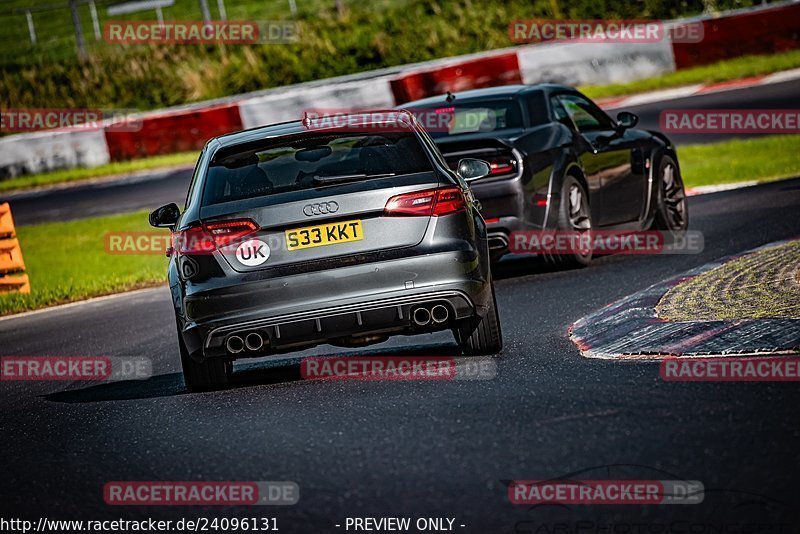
[303,201,339,216]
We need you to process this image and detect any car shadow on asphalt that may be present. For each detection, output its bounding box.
[42,259,571,405]
[42,342,461,403]
[492,255,584,280]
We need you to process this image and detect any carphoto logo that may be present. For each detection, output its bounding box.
[103,20,298,44]
[508,479,704,505]
[660,109,800,134]
[0,108,141,133]
[661,357,800,382]
[510,230,703,255]
[103,481,299,506]
[300,356,496,381]
[0,356,151,381]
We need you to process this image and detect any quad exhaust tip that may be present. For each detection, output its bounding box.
[412,304,450,326]
[412,307,432,326]
[226,335,244,354]
[245,332,264,352]
[227,332,266,354]
[430,304,449,324]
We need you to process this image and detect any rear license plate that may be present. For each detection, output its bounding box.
[285,220,364,251]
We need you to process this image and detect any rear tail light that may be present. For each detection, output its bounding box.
[173,219,259,254]
[486,155,517,176]
[384,186,466,217]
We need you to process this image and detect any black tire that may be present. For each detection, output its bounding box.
[544,174,593,268]
[458,285,503,355]
[651,155,688,237]
[178,329,231,392]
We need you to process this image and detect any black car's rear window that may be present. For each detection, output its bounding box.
[408,99,524,138]
[202,131,432,206]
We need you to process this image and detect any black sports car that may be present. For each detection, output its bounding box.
[401,84,688,266]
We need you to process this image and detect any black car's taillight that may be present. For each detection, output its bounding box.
[485,154,518,177]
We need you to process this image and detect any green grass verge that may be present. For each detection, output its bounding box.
[580,49,800,100]
[0,152,197,193]
[0,210,168,316]
[657,240,800,321]
[678,135,800,188]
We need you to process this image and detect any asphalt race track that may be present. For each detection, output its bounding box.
[5,77,799,226]
[2,178,800,529]
[5,165,195,226]
[612,76,800,145]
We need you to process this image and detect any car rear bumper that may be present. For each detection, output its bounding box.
[179,248,491,360]
[202,289,475,358]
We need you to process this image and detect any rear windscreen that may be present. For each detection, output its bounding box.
[410,99,524,138]
[202,132,433,206]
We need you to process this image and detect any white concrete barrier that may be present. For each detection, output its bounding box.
[0,128,110,179]
[238,76,397,130]
[517,40,675,86]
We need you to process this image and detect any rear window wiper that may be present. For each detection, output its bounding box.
[312,172,395,185]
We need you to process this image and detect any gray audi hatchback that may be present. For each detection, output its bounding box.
[150,111,502,391]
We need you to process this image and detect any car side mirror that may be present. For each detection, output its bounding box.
[616,111,639,130]
[456,158,491,182]
[149,203,180,229]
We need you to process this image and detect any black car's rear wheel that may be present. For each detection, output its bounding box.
[457,284,503,355]
[652,155,688,235]
[178,327,231,392]
[544,175,593,268]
